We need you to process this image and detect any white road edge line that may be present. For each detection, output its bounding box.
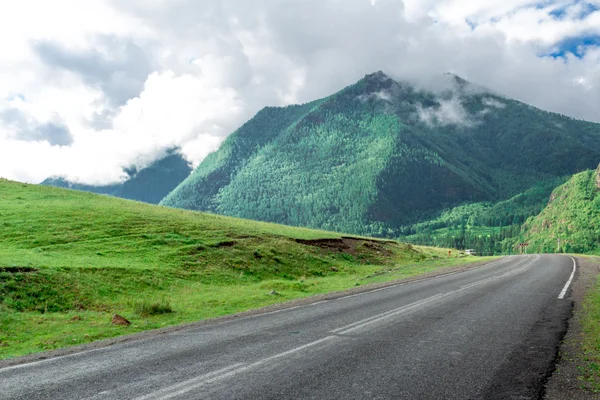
[460,255,539,290]
[332,255,540,335]
[558,257,576,300]
[334,258,512,301]
[135,336,337,400]
[132,363,246,400]
[332,292,451,335]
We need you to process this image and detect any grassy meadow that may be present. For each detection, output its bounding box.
[0,179,489,359]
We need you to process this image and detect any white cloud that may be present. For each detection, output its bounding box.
[482,97,507,108]
[358,89,393,103]
[403,0,600,44]
[417,97,476,127]
[0,71,244,184]
[0,0,599,184]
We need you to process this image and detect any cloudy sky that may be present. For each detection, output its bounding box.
[0,0,599,184]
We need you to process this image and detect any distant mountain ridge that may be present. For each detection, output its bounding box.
[161,71,600,237]
[43,151,192,204]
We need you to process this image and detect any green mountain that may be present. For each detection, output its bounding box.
[398,176,570,255]
[42,150,192,204]
[518,164,600,254]
[161,72,600,238]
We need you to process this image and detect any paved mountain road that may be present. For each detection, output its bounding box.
[0,255,575,399]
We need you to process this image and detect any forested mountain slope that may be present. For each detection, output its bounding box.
[162,72,600,237]
[519,164,600,254]
[398,176,570,255]
[160,101,322,211]
[43,151,192,204]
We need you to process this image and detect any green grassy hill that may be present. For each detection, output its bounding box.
[161,72,600,238]
[0,179,481,359]
[519,165,600,254]
[42,150,192,204]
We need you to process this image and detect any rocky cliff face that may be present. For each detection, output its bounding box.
[596,163,600,189]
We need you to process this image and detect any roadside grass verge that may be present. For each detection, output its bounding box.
[0,179,491,359]
[577,256,600,393]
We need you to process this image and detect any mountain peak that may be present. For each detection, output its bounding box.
[367,70,389,78]
[354,71,399,97]
[360,71,478,95]
[444,72,466,81]
[362,70,393,83]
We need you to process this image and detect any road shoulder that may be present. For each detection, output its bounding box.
[545,256,600,400]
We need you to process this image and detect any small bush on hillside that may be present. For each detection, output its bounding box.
[134,299,173,316]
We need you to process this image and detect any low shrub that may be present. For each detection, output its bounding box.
[134,299,173,316]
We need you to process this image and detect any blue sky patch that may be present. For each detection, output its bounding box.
[549,1,599,20]
[547,34,600,58]
[465,18,477,30]
[549,5,567,19]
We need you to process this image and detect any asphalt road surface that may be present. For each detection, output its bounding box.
[0,255,576,400]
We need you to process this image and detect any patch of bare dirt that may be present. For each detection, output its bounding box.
[544,256,600,400]
[294,236,393,256]
[0,266,37,273]
[215,240,236,248]
[295,238,347,251]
